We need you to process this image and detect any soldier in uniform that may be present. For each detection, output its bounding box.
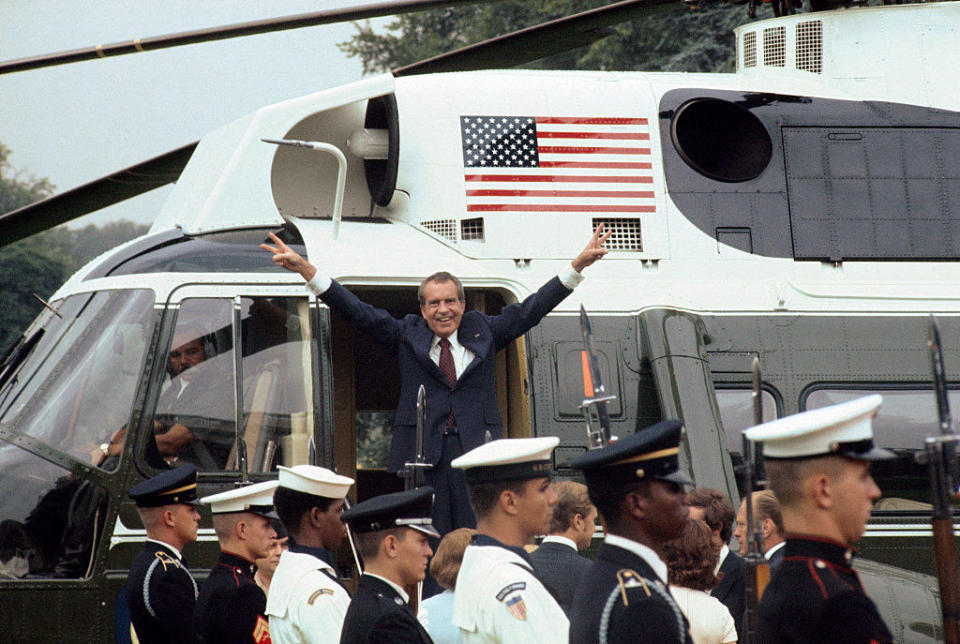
[339,487,439,644]
[744,394,894,644]
[568,421,694,644]
[194,480,279,644]
[450,437,569,643]
[267,465,355,643]
[125,464,202,644]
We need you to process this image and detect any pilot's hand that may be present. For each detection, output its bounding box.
[261,232,317,282]
[571,223,612,272]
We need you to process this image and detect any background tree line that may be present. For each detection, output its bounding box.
[0,142,148,352]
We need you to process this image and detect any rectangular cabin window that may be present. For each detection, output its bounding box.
[803,387,958,510]
[715,388,779,498]
[148,296,314,473]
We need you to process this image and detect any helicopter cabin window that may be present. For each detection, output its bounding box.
[802,387,956,510]
[715,387,779,496]
[148,296,313,473]
[0,289,154,471]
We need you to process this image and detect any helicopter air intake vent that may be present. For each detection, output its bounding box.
[461,217,485,242]
[742,31,757,68]
[796,21,823,73]
[422,219,458,241]
[593,218,642,251]
[763,26,786,67]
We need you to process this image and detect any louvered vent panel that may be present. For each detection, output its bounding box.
[763,26,786,67]
[460,217,485,241]
[593,218,642,251]
[743,31,757,68]
[422,219,457,241]
[796,21,823,73]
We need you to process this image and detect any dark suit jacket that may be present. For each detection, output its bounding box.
[125,542,199,644]
[767,543,784,572]
[528,540,593,615]
[320,276,572,472]
[339,574,433,644]
[569,542,692,644]
[711,549,745,640]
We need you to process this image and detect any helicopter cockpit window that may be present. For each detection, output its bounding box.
[0,289,154,471]
[803,387,952,510]
[149,296,313,473]
[0,447,109,579]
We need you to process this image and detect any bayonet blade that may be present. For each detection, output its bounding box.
[580,305,616,447]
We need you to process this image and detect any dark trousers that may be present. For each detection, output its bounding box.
[422,431,476,597]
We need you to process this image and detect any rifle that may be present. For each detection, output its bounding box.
[400,384,432,613]
[401,384,432,490]
[923,315,960,644]
[740,357,770,644]
[579,305,618,448]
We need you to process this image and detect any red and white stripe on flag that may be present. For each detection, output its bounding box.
[461,115,655,215]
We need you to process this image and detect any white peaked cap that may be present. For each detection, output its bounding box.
[200,479,280,517]
[452,437,559,483]
[744,394,893,461]
[278,465,354,499]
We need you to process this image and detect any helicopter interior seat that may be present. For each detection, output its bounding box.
[225,359,283,472]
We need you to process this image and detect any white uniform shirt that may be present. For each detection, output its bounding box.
[453,543,569,644]
[265,550,351,643]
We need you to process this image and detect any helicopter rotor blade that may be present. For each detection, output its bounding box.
[0,0,483,76]
[0,142,196,248]
[395,0,677,76]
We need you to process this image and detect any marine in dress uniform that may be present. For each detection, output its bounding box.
[194,480,279,644]
[568,421,694,644]
[744,394,894,644]
[125,465,202,644]
[450,437,570,643]
[339,488,439,644]
[267,465,355,643]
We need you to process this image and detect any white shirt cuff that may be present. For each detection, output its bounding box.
[558,263,584,290]
[305,273,332,296]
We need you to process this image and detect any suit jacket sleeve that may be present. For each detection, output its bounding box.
[487,276,573,351]
[319,280,404,354]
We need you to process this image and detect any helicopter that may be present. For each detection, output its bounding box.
[1,0,959,641]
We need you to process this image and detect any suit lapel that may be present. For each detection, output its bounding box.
[456,315,485,382]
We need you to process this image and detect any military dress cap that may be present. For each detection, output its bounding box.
[570,420,693,486]
[200,479,280,519]
[128,464,200,508]
[277,464,354,499]
[340,487,440,538]
[451,436,559,484]
[744,394,893,461]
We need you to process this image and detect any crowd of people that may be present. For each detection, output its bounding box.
[121,230,895,642]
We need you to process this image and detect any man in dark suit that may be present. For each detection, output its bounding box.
[687,487,745,639]
[261,226,610,539]
[733,490,786,572]
[339,488,438,644]
[125,464,202,644]
[568,421,694,644]
[529,480,596,615]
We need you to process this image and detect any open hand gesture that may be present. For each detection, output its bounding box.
[260,232,317,281]
[571,223,612,272]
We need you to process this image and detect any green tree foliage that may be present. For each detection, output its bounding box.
[339,0,747,74]
[0,145,149,352]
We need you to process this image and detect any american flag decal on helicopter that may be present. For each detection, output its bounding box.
[460,115,655,214]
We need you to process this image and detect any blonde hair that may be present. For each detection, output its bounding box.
[429,528,476,590]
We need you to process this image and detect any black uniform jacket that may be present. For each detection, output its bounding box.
[125,541,199,644]
[756,535,893,644]
[528,540,593,615]
[711,549,746,640]
[568,541,693,644]
[194,551,271,644]
[339,574,434,644]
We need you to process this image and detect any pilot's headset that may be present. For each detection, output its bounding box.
[166,321,217,378]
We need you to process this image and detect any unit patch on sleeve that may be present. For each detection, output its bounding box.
[307,588,335,605]
[496,582,528,621]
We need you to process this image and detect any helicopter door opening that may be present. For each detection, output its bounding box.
[141,289,320,476]
[327,285,530,503]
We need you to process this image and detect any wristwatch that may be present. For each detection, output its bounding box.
[100,443,110,457]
